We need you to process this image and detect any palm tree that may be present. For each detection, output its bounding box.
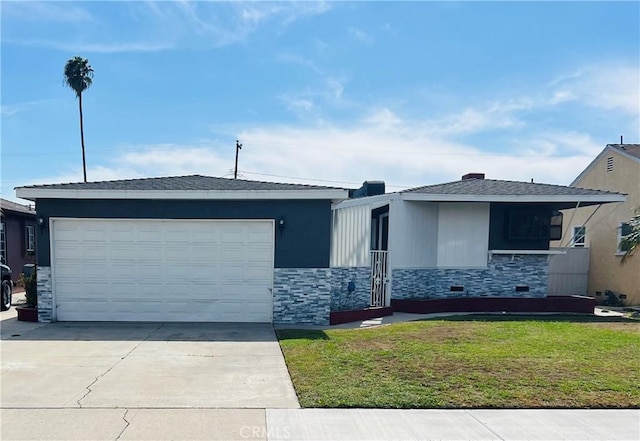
[64,56,94,182]
[620,206,640,263]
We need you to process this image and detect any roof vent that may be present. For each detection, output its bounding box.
[461,173,485,180]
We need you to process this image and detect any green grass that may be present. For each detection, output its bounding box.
[277,315,640,408]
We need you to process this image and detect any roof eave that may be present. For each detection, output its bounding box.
[400,193,627,204]
[15,188,350,201]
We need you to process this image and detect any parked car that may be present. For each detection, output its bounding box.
[1,262,13,311]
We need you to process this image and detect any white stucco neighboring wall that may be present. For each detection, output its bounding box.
[436,202,490,268]
[390,201,439,268]
[330,204,372,267]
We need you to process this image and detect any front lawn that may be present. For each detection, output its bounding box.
[277,315,640,408]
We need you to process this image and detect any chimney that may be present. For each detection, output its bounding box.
[462,173,485,181]
[349,181,386,199]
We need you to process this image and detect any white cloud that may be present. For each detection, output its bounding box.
[550,62,640,115]
[28,109,601,193]
[4,39,174,54]
[349,27,374,44]
[1,99,62,117]
[2,1,333,53]
[1,2,94,23]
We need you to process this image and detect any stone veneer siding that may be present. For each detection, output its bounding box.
[392,255,548,299]
[330,267,371,312]
[36,266,53,322]
[273,268,331,325]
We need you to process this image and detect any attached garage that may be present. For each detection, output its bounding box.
[52,219,274,322]
[16,175,349,324]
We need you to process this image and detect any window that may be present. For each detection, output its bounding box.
[0,222,6,263]
[606,156,614,172]
[617,222,632,254]
[25,225,35,252]
[550,210,563,241]
[508,210,550,241]
[571,226,586,247]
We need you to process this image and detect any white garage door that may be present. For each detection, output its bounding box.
[51,219,274,322]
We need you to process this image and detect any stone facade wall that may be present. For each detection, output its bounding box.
[273,268,331,325]
[36,266,53,322]
[330,267,371,311]
[392,255,549,299]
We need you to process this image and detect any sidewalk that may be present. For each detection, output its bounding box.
[266,408,640,441]
[2,408,637,440]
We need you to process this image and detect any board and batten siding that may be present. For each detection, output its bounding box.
[389,201,439,268]
[330,204,371,267]
[436,202,490,268]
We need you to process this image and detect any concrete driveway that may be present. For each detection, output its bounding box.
[1,319,299,440]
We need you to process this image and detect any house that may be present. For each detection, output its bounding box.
[551,144,640,305]
[15,173,625,325]
[0,198,37,282]
[16,175,349,324]
[330,173,625,317]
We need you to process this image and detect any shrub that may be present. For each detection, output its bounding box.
[20,271,37,308]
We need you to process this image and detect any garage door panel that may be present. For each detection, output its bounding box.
[109,229,136,242]
[165,229,190,242]
[245,267,274,281]
[52,219,274,322]
[55,244,81,259]
[191,246,216,260]
[138,246,164,260]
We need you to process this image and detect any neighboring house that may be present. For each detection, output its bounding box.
[551,144,640,305]
[0,198,37,282]
[15,173,624,325]
[330,173,624,314]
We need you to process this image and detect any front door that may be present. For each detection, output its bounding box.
[371,212,389,307]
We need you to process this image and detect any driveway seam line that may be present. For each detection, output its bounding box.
[271,324,301,409]
[464,409,506,441]
[75,323,166,408]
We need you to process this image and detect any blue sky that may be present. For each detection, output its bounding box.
[2,1,639,202]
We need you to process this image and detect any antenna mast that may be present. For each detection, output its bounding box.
[234,140,243,179]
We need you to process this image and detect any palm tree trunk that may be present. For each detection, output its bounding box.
[78,93,87,182]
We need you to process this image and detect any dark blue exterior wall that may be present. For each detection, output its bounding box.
[35,198,332,268]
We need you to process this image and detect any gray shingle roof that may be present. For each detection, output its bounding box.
[608,143,640,161]
[0,198,36,216]
[402,178,624,197]
[18,175,348,191]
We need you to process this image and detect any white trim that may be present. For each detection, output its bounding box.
[399,193,626,203]
[571,225,586,248]
[332,191,626,207]
[16,188,349,201]
[332,193,397,210]
[616,221,632,254]
[49,217,57,321]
